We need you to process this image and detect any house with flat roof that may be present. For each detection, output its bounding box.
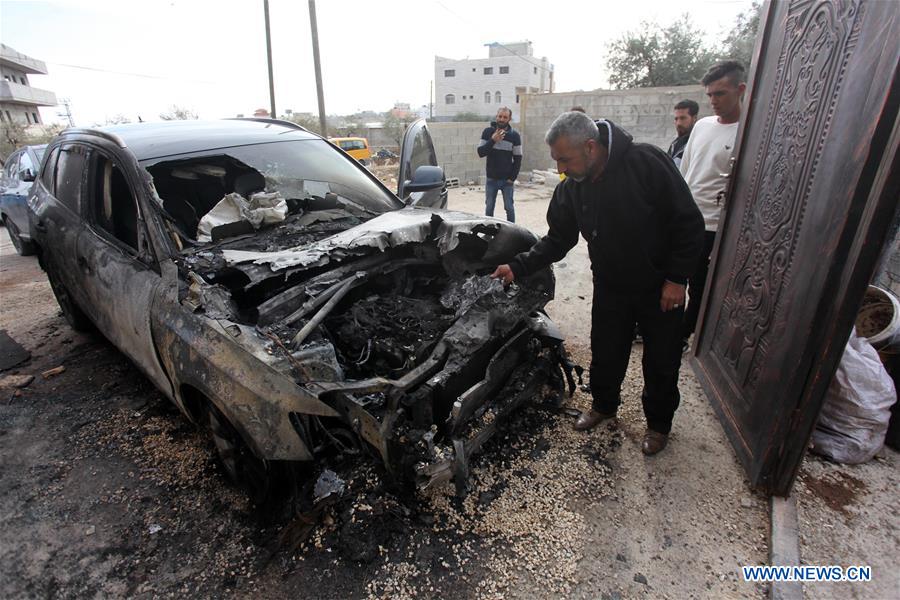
[0,44,58,128]
[434,41,553,122]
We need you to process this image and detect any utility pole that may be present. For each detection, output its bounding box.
[57,97,75,127]
[263,0,276,118]
[308,0,327,136]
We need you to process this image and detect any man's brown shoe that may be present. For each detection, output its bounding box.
[642,430,669,455]
[574,409,616,431]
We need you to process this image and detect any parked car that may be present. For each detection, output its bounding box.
[375,148,398,160]
[329,136,371,165]
[1,144,45,255]
[29,118,568,504]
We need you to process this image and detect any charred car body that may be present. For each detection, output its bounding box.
[29,118,570,502]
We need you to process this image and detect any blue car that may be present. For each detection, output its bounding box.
[1,144,45,255]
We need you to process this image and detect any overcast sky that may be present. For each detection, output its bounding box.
[1,0,754,126]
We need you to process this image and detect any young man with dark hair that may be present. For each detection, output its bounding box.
[667,99,699,167]
[491,111,704,455]
[477,106,522,222]
[679,60,746,350]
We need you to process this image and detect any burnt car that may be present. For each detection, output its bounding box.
[29,118,569,502]
[1,144,45,255]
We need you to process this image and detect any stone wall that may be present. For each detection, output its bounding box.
[428,121,491,185]
[427,85,712,184]
[518,86,711,173]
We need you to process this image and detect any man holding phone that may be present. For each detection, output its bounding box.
[477,106,522,222]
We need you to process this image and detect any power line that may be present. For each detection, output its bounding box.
[47,62,217,84]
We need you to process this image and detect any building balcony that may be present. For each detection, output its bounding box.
[0,44,49,74]
[0,80,57,107]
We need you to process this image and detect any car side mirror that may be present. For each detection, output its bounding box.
[403,165,444,195]
[21,169,36,183]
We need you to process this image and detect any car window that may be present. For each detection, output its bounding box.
[18,152,34,177]
[88,153,142,252]
[408,126,438,178]
[41,146,60,193]
[54,144,88,212]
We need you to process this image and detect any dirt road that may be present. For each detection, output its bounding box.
[0,182,894,598]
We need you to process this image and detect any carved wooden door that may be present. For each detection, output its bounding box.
[691,0,900,496]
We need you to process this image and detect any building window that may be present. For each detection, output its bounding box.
[499,66,509,74]
[484,91,491,103]
[445,94,455,105]
[495,91,501,103]
[515,95,519,104]
[32,112,39,123]
[20,77,27,85]
[483,67,493,75]
[25,112,31,124]
[444,69,455,77]
[533,67,538,74]
[5,110,11,122]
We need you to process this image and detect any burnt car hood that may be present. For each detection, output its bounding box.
[215,207,538,272]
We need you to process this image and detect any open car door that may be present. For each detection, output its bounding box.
[691,0,900,496]
[398,118,447,209]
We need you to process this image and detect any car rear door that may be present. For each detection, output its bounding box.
[73,143,173,396]
[30,143,89,298]
[398,118,447,208]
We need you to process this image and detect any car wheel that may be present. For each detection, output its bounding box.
[207,404,278,506]
[3,217,36,256]
[45,262,93,331]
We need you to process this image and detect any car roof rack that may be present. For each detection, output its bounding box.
[228,117,311,133]
[59,128,128,149]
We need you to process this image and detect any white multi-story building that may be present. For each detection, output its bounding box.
[0,44,57,128]
[434,41,553,122]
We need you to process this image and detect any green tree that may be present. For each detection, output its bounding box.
[159,105,199,120]
[1,121,66,164]
[281,112,335,136]
[382,112,418,146]
[723,2,762,69]
[453,111,484,122]
[606,15,716,88]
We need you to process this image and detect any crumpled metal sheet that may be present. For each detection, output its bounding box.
[220,208,512,270]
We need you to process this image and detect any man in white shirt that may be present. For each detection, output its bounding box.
[679,61,746,349]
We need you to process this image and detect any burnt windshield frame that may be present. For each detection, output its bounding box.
[139,138,404,214]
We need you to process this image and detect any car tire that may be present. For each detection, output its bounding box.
[3,216,36,256]
[45,261,93,331]
[207,403,283,507]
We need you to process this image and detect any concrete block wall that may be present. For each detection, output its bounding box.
[518,86,711,173]
[429,121,491,184]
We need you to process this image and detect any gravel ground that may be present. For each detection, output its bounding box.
[0,179,894,598]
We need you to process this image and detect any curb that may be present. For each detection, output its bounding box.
[769,495,803,600]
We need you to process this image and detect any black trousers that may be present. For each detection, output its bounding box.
[682,230,717,341]
[589,284,684,435]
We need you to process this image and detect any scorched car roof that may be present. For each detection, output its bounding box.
[68,119,321,161]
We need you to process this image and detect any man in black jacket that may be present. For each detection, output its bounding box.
[667,99,699,168]
[477,106,522,222]
[491,112,704,455]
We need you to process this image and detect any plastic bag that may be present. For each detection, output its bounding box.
[811,327,897,463]
[196,191,287,242]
